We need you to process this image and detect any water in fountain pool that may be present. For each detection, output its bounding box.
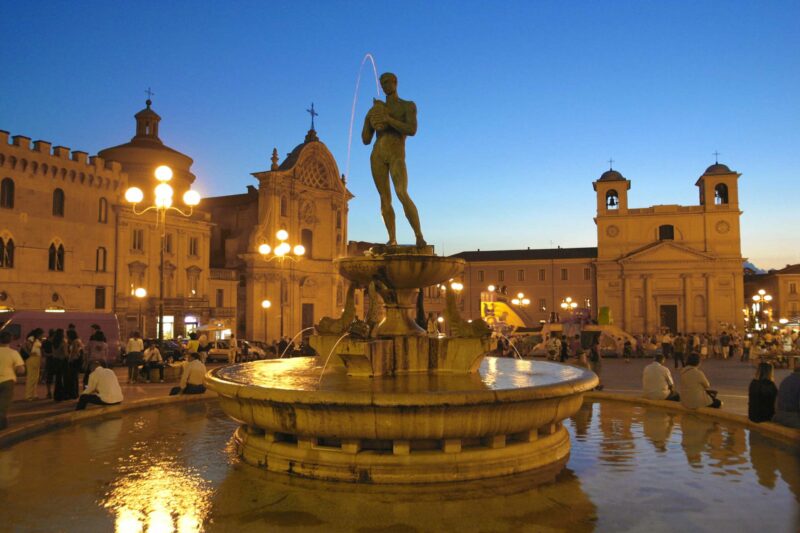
[0,401,797,532]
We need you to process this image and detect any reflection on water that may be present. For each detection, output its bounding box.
[0,401,797,532]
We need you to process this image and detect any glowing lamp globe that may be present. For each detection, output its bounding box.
[293,244,306,256]
[437,316,444,323]
[512,298,521,305]
[488,285,496,292]
[134,287,147,298]
[276,229,289,241]
[155,165,173,182]
[124,187,144,204]
[258,244,272,256]
[261,299,272,309]
[522,298,530,305]
[183,190,201,206]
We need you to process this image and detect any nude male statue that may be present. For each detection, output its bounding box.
[362,72,426,247]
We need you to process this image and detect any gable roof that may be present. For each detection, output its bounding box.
[618,240,716,263]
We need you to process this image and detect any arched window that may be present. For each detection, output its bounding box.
[0,238,14,268]
[606,190,619,210]
[48,242,65,271]
[0,178,14,209]
[301,229,313,259]
[98,197,108,223]
[96,247,107,272]
[714,183,729,205]
[280,195,288,217]
[52,188,65,217]
[658,225,674,240]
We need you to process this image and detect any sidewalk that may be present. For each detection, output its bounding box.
[1,357,790,432]
[4,364,223,428]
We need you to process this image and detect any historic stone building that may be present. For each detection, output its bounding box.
[442,163,745,336]
[0,130,126,313]
[592,163,744,334]
[205,128,352,341]
[97,100,231,338]
[745,264,800,327]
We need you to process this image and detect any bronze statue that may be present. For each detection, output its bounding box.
[362,72,426,247]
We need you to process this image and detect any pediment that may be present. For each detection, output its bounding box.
[618,241,716,264]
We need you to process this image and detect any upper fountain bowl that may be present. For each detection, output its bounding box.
[335,254,464,290]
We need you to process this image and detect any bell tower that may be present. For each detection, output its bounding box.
[593,167,631,215]
[695,162,739,211]
[133,98,162,143]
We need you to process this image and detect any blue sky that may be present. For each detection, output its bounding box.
[1,1,798,268]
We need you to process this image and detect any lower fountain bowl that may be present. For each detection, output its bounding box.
[207,358,598,484]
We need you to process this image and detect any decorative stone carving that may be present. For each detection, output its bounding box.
[715,220,730,234]
[606,225,620,237]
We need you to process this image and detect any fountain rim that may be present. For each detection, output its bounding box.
[334,254,466,265]
[206,359,599,408]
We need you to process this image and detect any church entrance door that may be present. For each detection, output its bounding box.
[302,303,315,333]
[659,305,678,334]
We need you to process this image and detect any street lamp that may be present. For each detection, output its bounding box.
[134,287,147,334]
[261,299,272,343]
[751,289,773,331]
[257,230,305,262]
[511,292,530,307]
[560,296,578,312]
[125,165,201,341]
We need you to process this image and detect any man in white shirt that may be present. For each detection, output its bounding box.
[76,360,123,410]
[170,352,207,395]
[142,342,165,383]
[0,331,26,429]
[642,353,680,401]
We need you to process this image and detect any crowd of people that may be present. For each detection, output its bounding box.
[0,324,211,431]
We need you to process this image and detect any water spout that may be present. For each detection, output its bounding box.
[317,332,350,386]
[279,327,316,358]
[345,53,381,181]
[497,333,523,360]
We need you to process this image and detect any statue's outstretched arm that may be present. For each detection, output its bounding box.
[386,102,417,136]
[362,112,375,145]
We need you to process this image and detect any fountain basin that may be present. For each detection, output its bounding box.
[335,253,464,290]
[206,357,598,483]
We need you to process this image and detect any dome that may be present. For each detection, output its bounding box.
[704,163,732,175]
[598,169,625,182]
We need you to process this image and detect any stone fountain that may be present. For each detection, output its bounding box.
[207,72,597,483]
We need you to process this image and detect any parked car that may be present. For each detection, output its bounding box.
[240,340,266,361]
[206,339,237,363]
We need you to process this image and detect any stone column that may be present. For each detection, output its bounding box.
[643,275,653,334]
[704,273,714,333]
[682,274,692,334]
[623,274,632,333]
[733,272,744,330]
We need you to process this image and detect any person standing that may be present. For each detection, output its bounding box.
[51,329,69,402]
[660,331,673,360]
[672,333,686,369]
[589,341,603,390]
[41,330,56,400]
[559,335,569,363]
[87,323,108,368]
[75,360,123,410]
[748,362,778,423]
[170,352,207,395]
[0,331,25,429]
[642,353,679,401]
[125,331,144,384]
[24,328,44,401]
[65,329,84,399]
[720,331,731,360]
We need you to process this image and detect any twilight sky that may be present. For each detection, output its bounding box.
[1,1,798,269]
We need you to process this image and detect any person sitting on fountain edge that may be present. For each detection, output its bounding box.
[75,360,123,411]
[642,352,679,401]
[170,352,207,396]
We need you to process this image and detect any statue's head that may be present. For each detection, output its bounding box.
[380,72,398,94]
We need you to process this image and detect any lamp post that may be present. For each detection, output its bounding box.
[511,292,530,307]
[125,165,201,342]
[261,299,272,343]
[751,289,773,331]
[257,230,304,339]
[134,287,147,334]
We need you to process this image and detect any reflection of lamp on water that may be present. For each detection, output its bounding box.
[125,165,201,341]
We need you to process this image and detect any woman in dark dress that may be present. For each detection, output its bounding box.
[748,362,778,423]
[65,329,84,400]
[51,329,69,402]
